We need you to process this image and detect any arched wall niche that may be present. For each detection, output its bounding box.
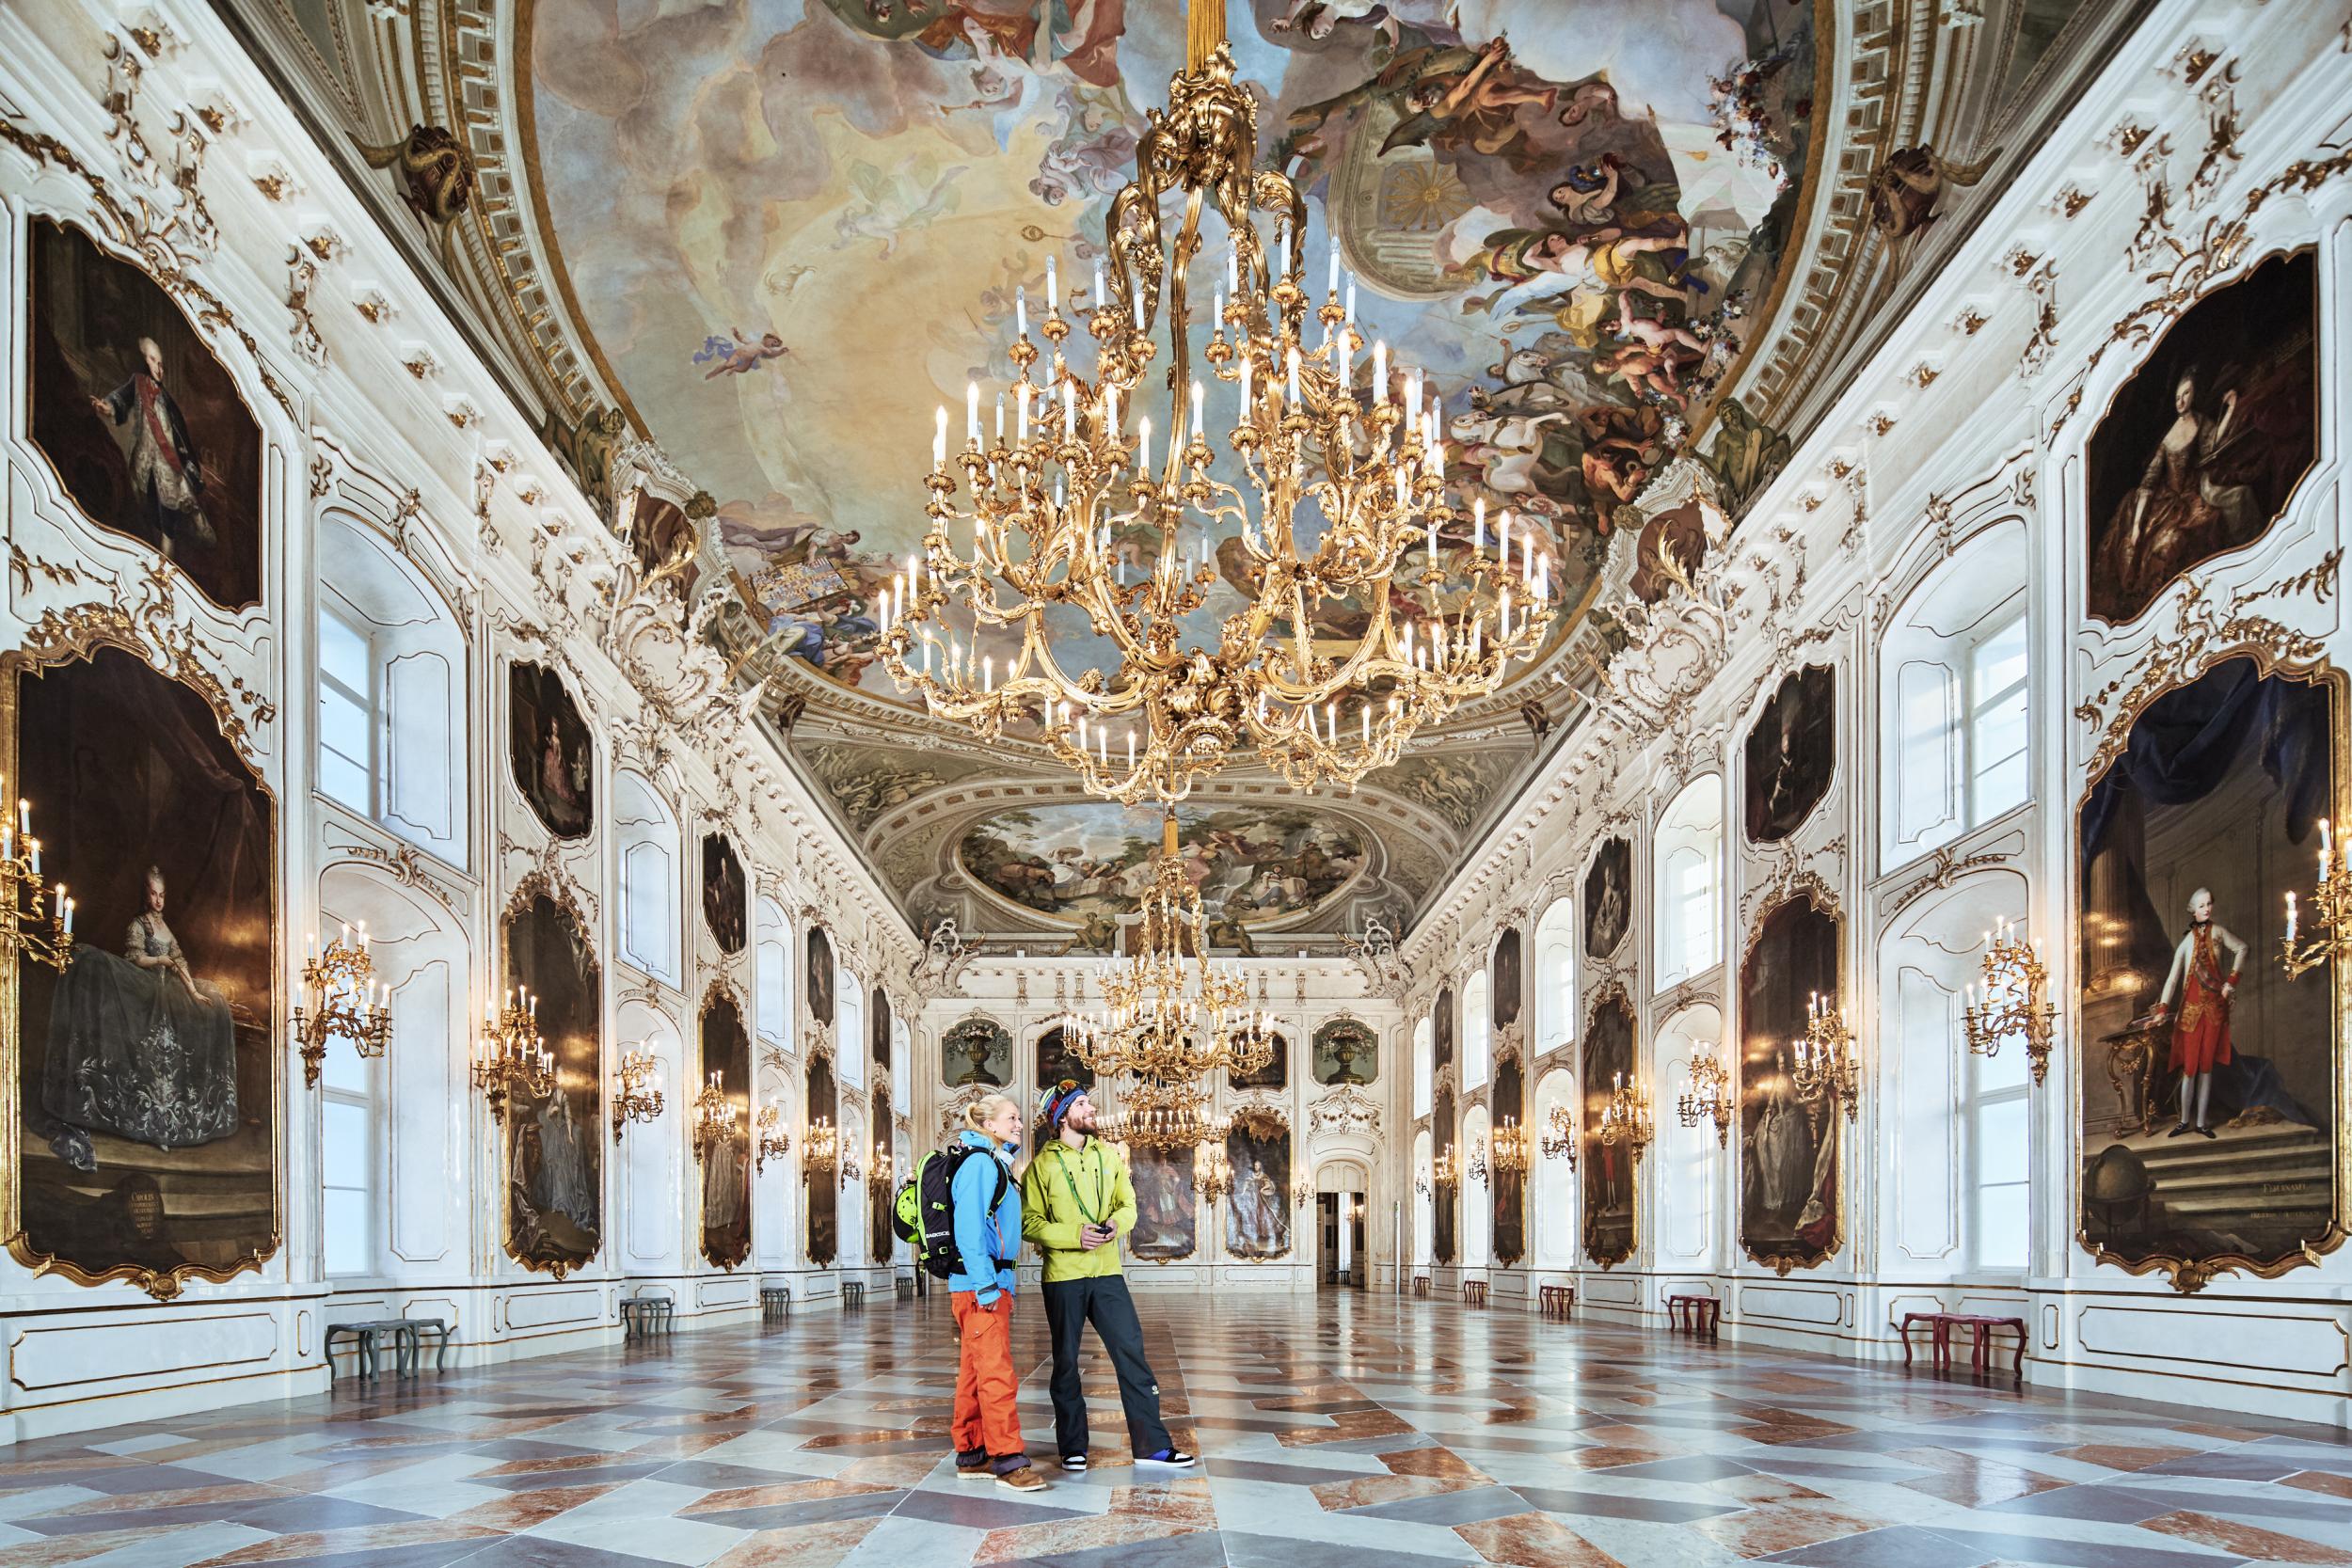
[1652,1003,1724,1270]
[615,997,684,1271]
[613,770,682,985]
[1461,1103,1492,1269]
[1532,1066,1576,1267]
[1654,775,1724,991]
[1534,897,1575,1058]
[753,1063,799,1271]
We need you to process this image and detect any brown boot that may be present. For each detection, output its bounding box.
[996,1464,1050,1492]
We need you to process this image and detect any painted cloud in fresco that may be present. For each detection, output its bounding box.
[528,0,1815,696]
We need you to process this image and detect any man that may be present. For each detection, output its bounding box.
[88,336,214,558]
[1023,1082,1195,1472]
[2151,886,2248,1139]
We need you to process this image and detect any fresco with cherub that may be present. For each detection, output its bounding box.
[527,0,1819,693]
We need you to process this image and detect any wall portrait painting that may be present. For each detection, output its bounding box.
[2078,656,2343,1291]
[698,987,752,1270]
[1739,893,1842,1274]
[27,220,264,613]
[870,986,891,1071]
[1034,1024,1094,1094]
[944,1017,1011,1086]
[1131,1145,1196,1261]
[1432,1084,1457,1265]
[701,833,747,954]
[1229,1029,1287,1092]
[805,926,835,1029]
[507,662,593,839]
[1584,837,1632,960]
[2086,250,2319,626]
[6,644,278,1297]
[1745,664,1836,844]
[1434,984,1456,1079]
[805,1052,837,1266]
[1224,1111,1292,1259]
[1493,1053,1526,1266]
[1312,1017,1377,1085]
[1581,990,1636,1268]
[503,882,603,1277]
[1493,927,1525,1033]
[869,1084,892,1260]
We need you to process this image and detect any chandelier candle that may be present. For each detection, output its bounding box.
[878,0,1556,803]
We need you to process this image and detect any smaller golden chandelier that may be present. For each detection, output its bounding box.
[472,986,550,1116]
[612,1040,664,1141]
[1963,917,2055,1085]
[1099,1075,1227,1152]
[1597,1071,1654,1160]
[294,921,392,1089]
[1677,1039,1733,1147]
[0,786,73,973]
[1793,991,1859,1120]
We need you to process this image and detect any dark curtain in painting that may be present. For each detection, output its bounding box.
[1745,663,1836,843]
[1739,898,1840,1269]
[505,891,603,1275]
[507,662,593,839]
[702,834,746,954]
[1583,838,1631,959]
[805,927,835,1027]
[805,1053,837,1265]
[1493,1055,1525,1265]
[14,647,275,1285]
[699,992,752,1269]
[1492,927,1524,1031]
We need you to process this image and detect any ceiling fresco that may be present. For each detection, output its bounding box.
[222,0,2135,940]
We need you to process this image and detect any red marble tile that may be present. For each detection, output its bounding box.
[1311,1470,1481,1511]
[1380,1447,1492,1482]
[0,1527,185,1567]
[2284,1471,2352,1500]
[1558,1446,1671,1471]
[973,1480,1216,1562]
[2049,1443,2200,1472]
[1689,1503,1890,1559]
[681,1478,898,1514]
[24,1481,292,1517]
[1279,1407,1415,1447]
[1888,1449,2067,1508]
[1452,1511,1626,1567]
[2140,1511,2352,1565]
[705,1517,883,1568]
[194,1520,503,1566]
[444,1482,618,1531]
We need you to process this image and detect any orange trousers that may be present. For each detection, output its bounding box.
[951,1291,1023,1458]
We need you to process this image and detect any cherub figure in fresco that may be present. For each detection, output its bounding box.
[1279,37,1555,171]
[1592,311,1708,407]
[1548,154,1677,232]
[695,329,788,380]
[1270,0,1401,47]
[1472,226,1697,318]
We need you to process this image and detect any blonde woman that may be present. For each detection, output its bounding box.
[947,1094,1046,1490]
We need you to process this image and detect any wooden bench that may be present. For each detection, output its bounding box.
[325,1317,449,1381]
[1899,1310,2025,1375]
[896,1275,915,1300]
[1539,1285,1575,1320]
[1412,1275,1430,1297]
[1462,1279,1487,1307]
[619,1297,675,1340]
[759,1286,791,1322]
[1666,1294,1721,1338]
[842,1280,866,1308]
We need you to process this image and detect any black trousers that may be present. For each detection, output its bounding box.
[1041,1275,1171,1458]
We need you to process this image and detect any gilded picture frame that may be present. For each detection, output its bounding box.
[1737,886,1846,1275]
[697,978,753,1272]
[1580,984,1638,1270]
[500,871,603,1280]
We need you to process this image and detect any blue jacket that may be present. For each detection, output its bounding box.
[947,1129,1021,1305]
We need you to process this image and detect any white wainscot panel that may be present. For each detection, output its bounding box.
[697,1277,756,1308]
[11,1312,279,1391]
[2077,1306,2351,1378]
[1584,1275,1640,1307]
[1740,1285,1844,1326]
[503,1289,605,1332]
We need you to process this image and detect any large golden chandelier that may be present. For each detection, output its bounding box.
[1057,816,1273,1083]
[1100,1075,1229,1152]
[876,0,1554,801]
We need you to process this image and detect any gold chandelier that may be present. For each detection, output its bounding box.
[612,1040,664,1140]
[294,921,392,1089]
[1793,991,1860,1120]
[1963,917,2055,1085]
[471,986,550,1116]
[1598,1071,1654,1160]
[1197,1142,1234,1204]
[1490,1115,1530,1177]
[876,0,1553,801]
[755,1103,790,1173]
[1098,1075,1227,1152]
[690,1069,739,1164]
[1539,1101,1577,1165]
[0,787,72,972]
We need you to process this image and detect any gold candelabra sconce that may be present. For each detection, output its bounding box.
[1792,991,1861,1120]
[1963,917,2056,1085]
[2281,817,2348,980]
[1431,1145,1460,1189]
[1539,1101,1577,1165]
[803,1116,842,1184]
[1198,1144,1234,1205]
[0,787,73,972]
[867,1138,895,1195]
[611,1041,664,1140]
[294,921,392,1089]
[1597,1071,1654,1162]
[1292,1179,1314,1209]
[471,985,550,1117]
[1467,1135,1490,1186]
[1677,1041,1734,1147]
[755,1104,789,1174]
[690,1069,739,1164]
[1491,1115,1530,1178]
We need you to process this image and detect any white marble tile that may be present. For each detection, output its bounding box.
[836,1512,988,1568]
[525,1512,753,1564]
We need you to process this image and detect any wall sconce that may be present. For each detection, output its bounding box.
[1467,1135,1490,1185]
[755,1104,789,1173]
[867,1138,895,1195]
[2282,816,2348,979]
[1597,1072,1654,1162]
[612,1040,664,1140]
[1491,1116,1530,1177]
[1964,917,2055,1085]
[803,1116,839,1182]
[1292,1179,1315,1209]
[0,785,72,973]
[690,1069,738,1164]
[1677,1040,1734,1146]
[1793,991,1860,1119]
[294,921,391,1089]
[1198,1144,1233,1204]
[471,986,549,1117]
[1539,1101,1577,1165]
[1431,1146,1459,1188]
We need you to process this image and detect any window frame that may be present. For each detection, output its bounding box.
[316,599,377,816]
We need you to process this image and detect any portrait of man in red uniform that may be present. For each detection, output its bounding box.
[2150,887,2249,1139]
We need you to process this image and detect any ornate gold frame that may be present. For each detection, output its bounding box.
[2074,648,2349,1294]
[1580,985,1639,1270]
[1310,1014,1378,1088]
[501,657,596,844]
[1430,1079,1458,1266]
[1738,886,1846,1276]
[696,976,753,1271]
[1583,837,1633,961]
[1223,1106,1295,1262]
[1131,1142,1200,1263]
[1491,1051,1527,1269]
[499,871,602,1281]
[0,629,282,1302]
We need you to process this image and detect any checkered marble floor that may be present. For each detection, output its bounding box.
[4,1291,2350,1568]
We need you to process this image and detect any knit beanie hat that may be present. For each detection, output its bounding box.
[1042,1081,1089,1132]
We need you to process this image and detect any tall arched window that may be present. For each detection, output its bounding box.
[1462,970,1490,1090]
[1412,1018,1433,1119]
[1883,520,2029,865]
[1534,896,1574,1055]
[614,771,680,983]
[836,969,866,1091]
[316,512,468,865]
[754,896,789,1046]
[1655,776,1724,988]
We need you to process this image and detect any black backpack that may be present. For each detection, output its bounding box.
[898,1144,1011,1280]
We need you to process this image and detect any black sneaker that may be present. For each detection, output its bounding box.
[1061,1453,1088,1471]
[1137,1448,1197,1468]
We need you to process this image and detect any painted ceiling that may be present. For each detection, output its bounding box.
[233,0,2129,942]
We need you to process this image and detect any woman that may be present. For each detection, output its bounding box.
[2095,371,2259,612]
[949,1094,1047,1492]
[44,864,237,1169]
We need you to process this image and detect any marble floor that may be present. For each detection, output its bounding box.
[3,1291,2350,1568]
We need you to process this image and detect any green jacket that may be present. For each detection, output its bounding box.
[1021,1135,1136,1282]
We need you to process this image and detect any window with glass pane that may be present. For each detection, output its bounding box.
[1967,1037,2031,1272]
[1894,660,1957,847]
[623,840,675,978]
[756,938,786,1041]
[1967,611,2028,825]
[318,607,374,815]
[322,1092,373,1276]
